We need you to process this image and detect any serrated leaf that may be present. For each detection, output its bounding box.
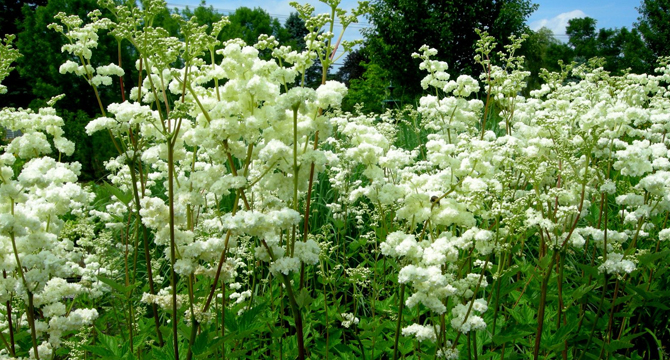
[628,285,653,300]
[646,301,670,310]
[333,219,345,229]
[223,307,238,332]
[98,332,121,357]
[192,328,209,356]
[637,249,670,266]
[295,288,314,309]
[576,263,600,278]
[571,283,596,303]
[82,345,114,358]
[150,346,171,360]
[604,339,634,352]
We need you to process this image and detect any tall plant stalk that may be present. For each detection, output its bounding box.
[8,201,39,359]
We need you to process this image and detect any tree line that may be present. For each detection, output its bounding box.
[340,0,669,113]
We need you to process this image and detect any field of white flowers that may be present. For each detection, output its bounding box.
[1,0,669,359]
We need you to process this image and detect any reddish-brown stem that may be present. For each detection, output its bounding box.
[203,229,234,312]
[533,254,555,360]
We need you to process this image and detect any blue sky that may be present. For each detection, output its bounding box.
[168,0,643,62]
[527,0,641,41]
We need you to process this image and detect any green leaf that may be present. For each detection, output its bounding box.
[576,263,600,278]
[223,307,238,332]
[97,275,137,296]
[333,219,345,229]
[628,285,653,301]
[492,326,534,345]
[547,320,579,351]
[238,302,267,330]
[123,350,137,360]
[295,288,314,309]
[604,339,634,352]
[536,254,553,271]
[571,283,596,303]
[100,332,120,355]
[82,345,114,358]
[149,346,172,360]
[646,301,670,310]
[102,181,133,206]
[192,328,209,356]
[637,249,670,266]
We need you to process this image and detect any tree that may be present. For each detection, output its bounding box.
[597,27,651,73]
[180,1,225,28]
[0,0,47,108]
[520,27,571,92]
[566,17,653,75]
[284,12,309,50]
[335,47,369,86]
[566,17,598,61]
[363,0,538,97]
[220,7,288,45]
[0,0,47,38]
[636,0,670,62]
[341,61,389,113]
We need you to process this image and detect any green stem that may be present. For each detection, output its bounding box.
[533,251,556,360]
[9,202,39,359]
[186,275,197,360]
[393,284,406,360]
[0,329,14,357]
[26,293,39,360]
[3,271,15,356]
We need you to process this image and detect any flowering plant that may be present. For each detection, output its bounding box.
[0,1,669,359]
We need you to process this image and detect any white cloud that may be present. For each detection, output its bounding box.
[529,9,587,36]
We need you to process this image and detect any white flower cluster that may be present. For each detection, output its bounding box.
[436,346,459,359]
[141,287,188,311]
[0,101,102,356]
[598,253,636,275]
[334,33,670,349]
[43,3,355,335]
[49,10,113,61]
[450,299,488,333]
[401,323,437,342]
[340,312,359,328]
